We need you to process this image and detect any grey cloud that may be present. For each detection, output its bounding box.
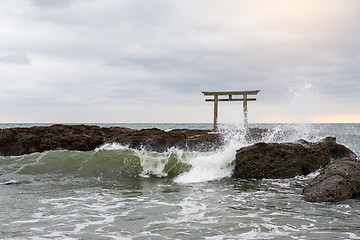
[30,0,76,8]
[1,0,360,122]
[0,53,30,64]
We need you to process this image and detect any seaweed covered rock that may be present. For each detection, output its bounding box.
[0,125,223,156]
[0,125,106,156]
[303,157,360,203]
[233,137,356,179]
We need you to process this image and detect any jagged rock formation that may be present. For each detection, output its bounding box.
[303,157,360,203]
[233,137,356,179]
[0,125,223,156]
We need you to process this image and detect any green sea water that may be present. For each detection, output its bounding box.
[1,123,360,239]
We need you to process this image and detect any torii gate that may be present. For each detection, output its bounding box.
[202,90,260,131]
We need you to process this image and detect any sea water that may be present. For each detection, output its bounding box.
[0,123,360,239]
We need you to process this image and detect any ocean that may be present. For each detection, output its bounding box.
[0,123,360,239]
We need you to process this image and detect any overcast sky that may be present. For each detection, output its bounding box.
[1,0,359,123]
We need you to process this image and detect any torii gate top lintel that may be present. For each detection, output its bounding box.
[202,90,260,131]
[202,90,260,96]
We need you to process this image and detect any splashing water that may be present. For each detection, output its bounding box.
[95,135,247,184]
[175,80,325,184]
[278,79,322,140]
[284,79,320,123]
[175,125,251,184]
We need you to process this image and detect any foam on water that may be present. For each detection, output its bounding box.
[174,127,248,183]
[97,142,238,183]
[95,143,191,178]
[0,179,20,185]
[173,118,326,184]
[2,146,360,239]
[93,132,250,183]
[173,150,234,183]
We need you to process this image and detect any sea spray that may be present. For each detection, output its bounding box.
[173,119,328,184]
[137,148,190,178]
[174,125,249,183]
[260,123,321,143]
[96,137,247,183]
[173,149,235,183]
[276,79,322,141]
[284,79,320,122]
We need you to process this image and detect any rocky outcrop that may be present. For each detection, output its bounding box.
[0,125,276,156]
[233,137,356,179]
[0,125,225,156]
[303,157,360,203]
[0,125,108,156]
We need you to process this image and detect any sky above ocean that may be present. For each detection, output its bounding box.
[0,0,359,123]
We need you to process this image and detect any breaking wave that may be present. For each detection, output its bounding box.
[0,123,331,185]
[0,146,191,181]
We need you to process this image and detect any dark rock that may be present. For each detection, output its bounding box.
[303,157,360,202]
[321,137,358,160]
[233,137,356,179]
[0,124,224,156]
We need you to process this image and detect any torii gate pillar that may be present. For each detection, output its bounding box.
[202,90,260,131]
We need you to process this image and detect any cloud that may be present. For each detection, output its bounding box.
[0,0,359,122]
[30,0,76,8]
[0,52,30,64]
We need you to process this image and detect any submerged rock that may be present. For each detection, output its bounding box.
[303,157,360,203]
[233,137,356,179]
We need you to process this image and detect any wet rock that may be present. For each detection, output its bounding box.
[0,125,107,156]
[303,157,360,203]
[0,124,223,156]
[233,137,356,179]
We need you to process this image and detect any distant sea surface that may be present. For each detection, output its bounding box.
[0,122,213,130]
[1,123,360,239]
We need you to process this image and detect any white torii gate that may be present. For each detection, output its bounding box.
[202,90,260,131]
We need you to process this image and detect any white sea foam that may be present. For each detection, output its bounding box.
[138,148,185,178]
[174,128,248,183]
[95,142,129,151]
[95,143,186,178]
[173,151,233,183]
[0,179,20,185]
